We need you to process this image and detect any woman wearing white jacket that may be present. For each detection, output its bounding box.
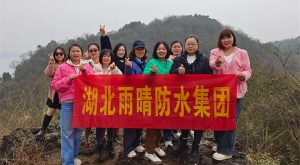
[95,49,122,162]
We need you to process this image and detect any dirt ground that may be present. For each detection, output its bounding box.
[0,126,248,165]
[64,129,247,165]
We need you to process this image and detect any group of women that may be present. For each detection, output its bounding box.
[35,26,252,165]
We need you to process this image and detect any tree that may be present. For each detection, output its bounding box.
[2,72,12,81]
[37,45,43,49]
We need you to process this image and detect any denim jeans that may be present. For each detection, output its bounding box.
[61,102,84,165]
[96,128,114,145]
[214,98,243,155]
[163,129,174,141]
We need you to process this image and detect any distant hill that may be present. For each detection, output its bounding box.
[0,14,298,101]
[269,36,300,53]
[10,15,285,82]
[268,36,300,72]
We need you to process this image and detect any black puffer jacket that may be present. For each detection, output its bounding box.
[170,50,213,74]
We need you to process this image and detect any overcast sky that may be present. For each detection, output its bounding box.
[0,0,299,75]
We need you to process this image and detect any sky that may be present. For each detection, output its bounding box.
[0,0,299,75]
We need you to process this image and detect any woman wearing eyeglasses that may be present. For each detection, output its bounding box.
[170,35,213,164]
[35,47,66,141]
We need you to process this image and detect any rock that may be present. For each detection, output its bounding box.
[0,123,61,165]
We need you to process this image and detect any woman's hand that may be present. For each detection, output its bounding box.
[82,51,89,60]
[125,58,132,68]
[178,64,185,74]
[69,74,77,82]
[78,64,87,72]
[99,25,106,36]
[48,53,55,63]
[110,62,116,70]
[215,56,222,67]
[151,64,158,73]
[169,55,175,61]
[236,73,246,81]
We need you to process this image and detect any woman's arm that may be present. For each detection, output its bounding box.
[100,35,112,50]
[240,50,252,81]
[142,60,154,74]
[44,62,55,77]
[209,49,223,70]
[50,66,72,92]
[170,57,180,74]
[100,25,112,50]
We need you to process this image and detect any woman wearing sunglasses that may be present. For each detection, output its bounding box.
[35,47,66,140]
[82,43,102,154]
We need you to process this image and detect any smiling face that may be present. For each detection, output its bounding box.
[88,44,99,60]
[69,46,82,64]
[117,46,126,58]
[171,42,182,56]
[156,44,167,59]
[185,37,199,55]
[54,48,65,63]
[221,35,234,49]
[101,52,112,65]
[134,47,145,60]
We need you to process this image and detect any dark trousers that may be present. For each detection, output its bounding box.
[180,130,203,146]
[123,128,143,155]
[163,129,173,141]
[96,128,114,145]
[146,129,162,154]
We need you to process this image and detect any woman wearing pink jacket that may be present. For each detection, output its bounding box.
[51,43,94,165]
[209,28,252,161]
[35,47,66,141]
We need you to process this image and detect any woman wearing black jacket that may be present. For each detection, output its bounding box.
[100,26,127,74]
[170,35,213,164]
[99,25,127,142]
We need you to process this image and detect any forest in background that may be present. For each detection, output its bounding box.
[0,14,299,164]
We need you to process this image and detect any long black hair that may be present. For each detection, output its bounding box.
[112,43,127,73]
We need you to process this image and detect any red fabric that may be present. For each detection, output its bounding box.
[114,128,119,135]
[73,74,237,130]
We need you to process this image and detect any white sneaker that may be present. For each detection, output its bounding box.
[212,152,232,161]
[174,132,181,138]
[155,148,166,157]
[135,145,145,153]
[164,141,173,147]
[144,152,162,164]
[74,157,81,165]
[212,146,217,152]
[127,150,137,158]
[190,130,194,139]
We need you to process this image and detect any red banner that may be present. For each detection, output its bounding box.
[72,74,237,130]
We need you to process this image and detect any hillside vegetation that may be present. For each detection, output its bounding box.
[0,14,299,164]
